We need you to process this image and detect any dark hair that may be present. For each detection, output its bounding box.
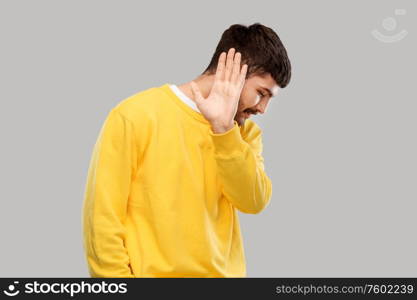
[202,22,291,88]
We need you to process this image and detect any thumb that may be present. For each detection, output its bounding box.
[190,81,205,105]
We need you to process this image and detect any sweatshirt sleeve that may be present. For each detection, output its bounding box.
[82,108,137,278]
[209,120,272,214]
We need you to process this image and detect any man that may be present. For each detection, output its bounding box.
[82,22,291,278]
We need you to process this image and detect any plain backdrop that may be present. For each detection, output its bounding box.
[0,0,415,277]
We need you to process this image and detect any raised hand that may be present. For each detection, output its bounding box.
[190,48,248,133]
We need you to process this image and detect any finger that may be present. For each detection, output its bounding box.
[230,51,241,85]
[238,64,248,91]
[190,81,205,105]
[223,48,235,83]
[214,52,226,84]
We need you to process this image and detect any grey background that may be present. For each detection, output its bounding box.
[0,0,415,277]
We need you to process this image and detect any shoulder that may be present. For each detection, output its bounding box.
[101,84,169,144]
[111,85,164,124]
[102,85,168,152]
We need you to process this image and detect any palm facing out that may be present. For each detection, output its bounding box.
[190,48,248,133]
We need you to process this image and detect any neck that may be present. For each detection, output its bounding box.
[176,73,215,104]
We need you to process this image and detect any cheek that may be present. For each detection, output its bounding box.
[240,95,260,110]
[238,89,259,111]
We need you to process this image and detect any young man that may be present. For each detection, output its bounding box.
[82,22,291,278]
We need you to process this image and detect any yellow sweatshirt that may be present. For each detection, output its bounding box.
[82,83,272,278]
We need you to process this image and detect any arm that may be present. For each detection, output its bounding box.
[82,108,137,277]
[209,120,272,214]
[189,48,272,213]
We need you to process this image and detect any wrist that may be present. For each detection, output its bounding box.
[210,120,235,134]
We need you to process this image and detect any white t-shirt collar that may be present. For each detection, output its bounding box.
[169,84,201,113]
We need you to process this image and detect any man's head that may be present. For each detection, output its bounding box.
[202,23,291,126]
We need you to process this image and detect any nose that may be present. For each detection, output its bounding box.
[255,104,266,115]
[255,99,270,114]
